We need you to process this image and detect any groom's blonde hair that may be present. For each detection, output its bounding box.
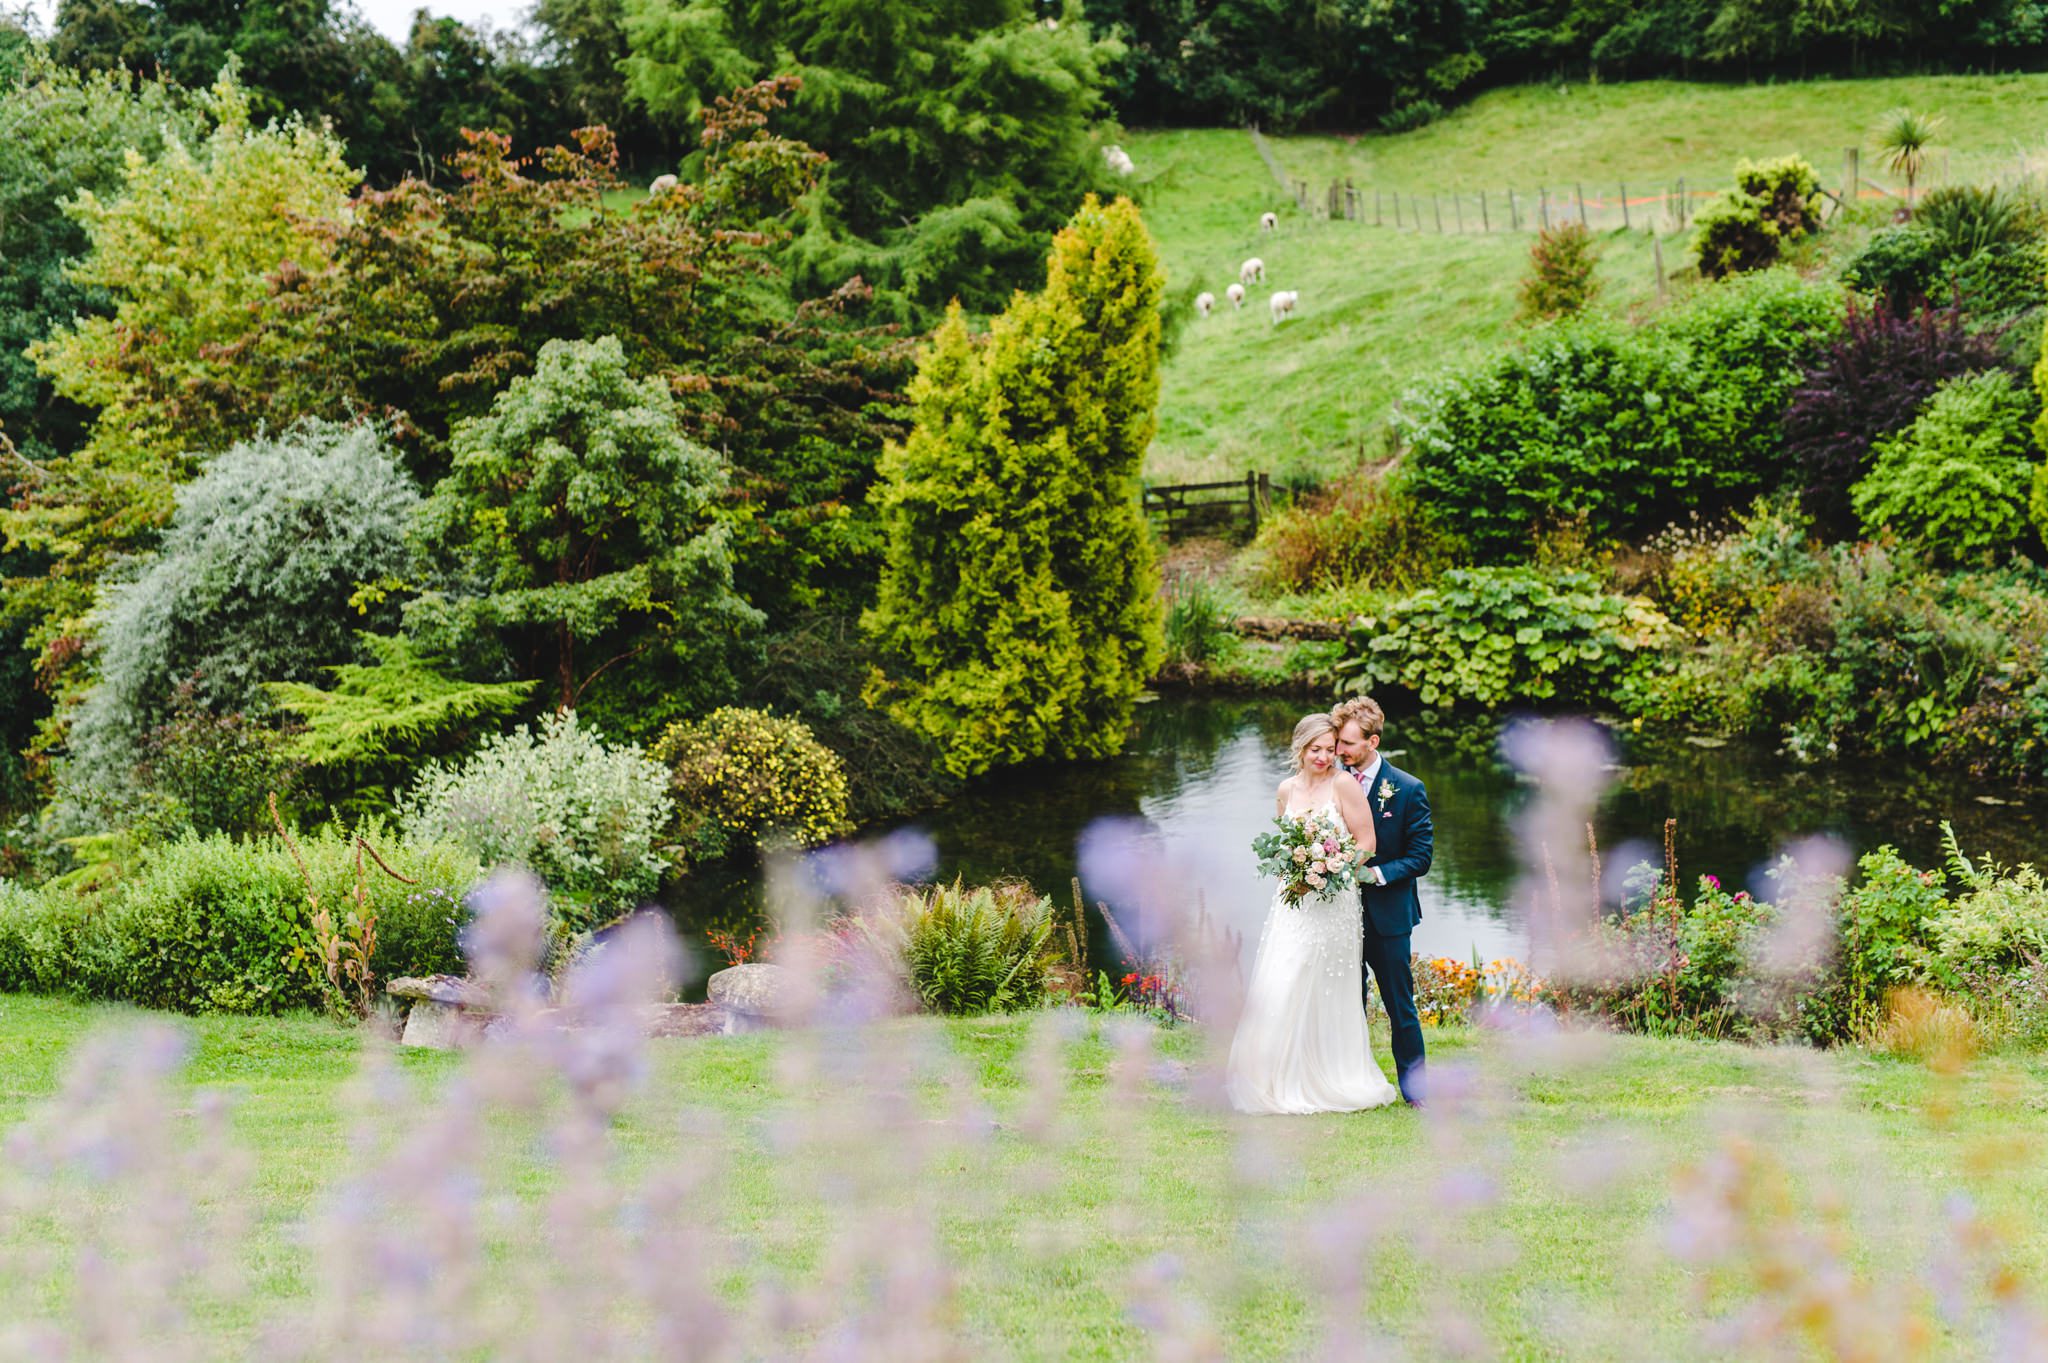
[1289,713,1337,771]
[1330,695,1384,740]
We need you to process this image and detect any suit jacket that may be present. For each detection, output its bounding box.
[1353,760,1432,937]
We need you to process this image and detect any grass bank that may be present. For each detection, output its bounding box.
[1129,72,2048,484]
[4,993,2045,1357]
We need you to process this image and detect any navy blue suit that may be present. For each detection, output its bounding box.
[1352,760,1432,1104]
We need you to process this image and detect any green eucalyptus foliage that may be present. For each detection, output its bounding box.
[1337,567,1676,709]
[58,420,420,829]
[863,195,1165,777]
[1853,370,2041,565]
[622,0,1120,319]
[417,335,760,737]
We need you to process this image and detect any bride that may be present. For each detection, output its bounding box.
[1226,713,1401,1115]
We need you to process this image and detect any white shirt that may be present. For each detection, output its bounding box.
[1348,755,1387,886]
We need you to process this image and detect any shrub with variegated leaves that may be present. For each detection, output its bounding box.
[655,707,853,864]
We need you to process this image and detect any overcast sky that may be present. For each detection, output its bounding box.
[19,0,534,46]
[352,0,531,43]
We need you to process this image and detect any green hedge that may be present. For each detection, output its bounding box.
[1398,270,1843,558]
[0,830,480,1014]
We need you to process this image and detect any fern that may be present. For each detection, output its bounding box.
[266,633,536,782]
[880,880,1058,1015]
[1940,820,1994,891]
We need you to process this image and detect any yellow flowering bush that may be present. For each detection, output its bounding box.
[655,708,853,863]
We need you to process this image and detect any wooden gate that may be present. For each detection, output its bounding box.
[1142,472,1271,540]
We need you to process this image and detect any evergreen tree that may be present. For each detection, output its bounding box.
[862,194,1164,777]
[417,335,760,738]
[621,0,1119,320]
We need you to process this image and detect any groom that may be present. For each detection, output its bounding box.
[1331,696,1432,1107]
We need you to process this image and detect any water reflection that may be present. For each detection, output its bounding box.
[666,696,2048,975]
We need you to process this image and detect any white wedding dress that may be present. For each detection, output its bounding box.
[1226,786,1401,1115]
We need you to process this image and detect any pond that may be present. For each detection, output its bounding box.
[667,695,2048,975]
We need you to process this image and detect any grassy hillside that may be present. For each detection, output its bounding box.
[1129,72,2048,485]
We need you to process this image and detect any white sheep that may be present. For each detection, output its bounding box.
[1226,283,1246,310]
[1195,291,1215,318]
[648,173,679,196]
[1239,256,1265,285]
[1103,145,1135,176]
[1269,289,1299,324]
[1260,211,1278,232]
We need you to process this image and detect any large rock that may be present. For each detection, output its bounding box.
[706,963,789,1033]
[387,974,495,1050]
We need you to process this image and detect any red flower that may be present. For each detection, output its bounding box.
[1121,973,1138,985]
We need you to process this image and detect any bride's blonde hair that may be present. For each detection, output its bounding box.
[1289,713,1337,772]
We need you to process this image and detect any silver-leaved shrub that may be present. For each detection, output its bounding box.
[400,710,671,930]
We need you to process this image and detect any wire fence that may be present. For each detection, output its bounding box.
[1254,139,1997,237]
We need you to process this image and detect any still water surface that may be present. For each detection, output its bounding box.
[671,696,2048,969]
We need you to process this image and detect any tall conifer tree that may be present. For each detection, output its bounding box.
[863,194,1164,776]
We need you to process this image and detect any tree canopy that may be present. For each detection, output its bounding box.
[622,0,1124,319]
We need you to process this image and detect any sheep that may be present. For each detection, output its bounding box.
[1103,145,1135,176]
[648,173,679,196]
[1226,283,1246,310]
[1239,256,1265,285]
[1269,289,1299,324]
[1260,211,1278,232]
[1195,290,1215,318]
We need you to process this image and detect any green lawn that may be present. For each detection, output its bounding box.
[3,992,2045,1357]
[1128,72,2048,485]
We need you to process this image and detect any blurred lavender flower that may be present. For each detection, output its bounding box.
[1499,718,1615,972]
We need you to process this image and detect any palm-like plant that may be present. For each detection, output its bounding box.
[1876,107,1944,208]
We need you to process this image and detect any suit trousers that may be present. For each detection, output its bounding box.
[1360,926,1426,1104]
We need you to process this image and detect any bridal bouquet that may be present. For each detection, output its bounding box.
[1252,808,1363,907]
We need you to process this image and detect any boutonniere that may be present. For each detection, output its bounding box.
[1376,779,1395,810]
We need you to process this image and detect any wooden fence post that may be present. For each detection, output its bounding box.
[1375,188,1383,226]
[1394,194,1403,229]
[1454,192,1464,233]
[1575,183,1587,228]
[1677,177,1687,228]
[1539,187,1550,230]
[1843,148,1859,205]
[1620,181,1630,230]
[1245,471,1259,535]
[1653,234,1667,303]
[1508,189,1519,231]
[1433,194,1443,232]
